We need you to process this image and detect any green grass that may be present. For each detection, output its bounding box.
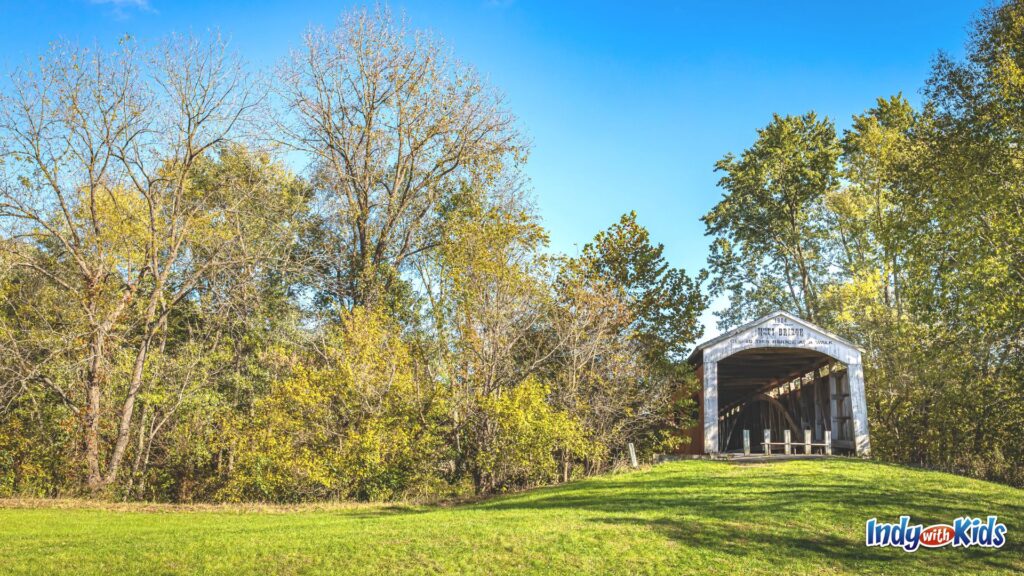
[1,459,1021,575]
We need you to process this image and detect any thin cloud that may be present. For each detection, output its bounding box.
[87,0,156,20]
[89,0,150,6]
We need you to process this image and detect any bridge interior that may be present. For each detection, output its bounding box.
[715,347,854,454]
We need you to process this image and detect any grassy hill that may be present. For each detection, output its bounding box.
[1,459,1020,575]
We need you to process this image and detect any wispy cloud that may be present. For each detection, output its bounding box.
[88,0,156,20]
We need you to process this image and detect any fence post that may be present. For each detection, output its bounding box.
[628,442,638,468]
[825,431,832,455]
[764,429,771,455]
[743,430,750,455]
[784,429,791,455]
[804,430,812,455]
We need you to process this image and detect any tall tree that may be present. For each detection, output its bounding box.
[704,112,841,328]
[278,7,526,314]
[822,96,930,470]
[578,211,706,370]
[424,192,555,491]
[922,0,1024,340]
[906,0,1024,481]
[550,213,706,470]
[832,94,919,317]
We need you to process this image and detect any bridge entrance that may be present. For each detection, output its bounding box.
[680,311,869,456]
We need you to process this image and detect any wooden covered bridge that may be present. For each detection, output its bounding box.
[678,311,870,457]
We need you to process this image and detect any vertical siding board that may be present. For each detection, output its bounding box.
[703,361,719,454]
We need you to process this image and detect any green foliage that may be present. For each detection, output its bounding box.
[550,214,705,471]
[705,112,841,327]
[579,211,707,369]
[474,377,597,492]
[0,395,77,498]
[222,307,445,502]
[0,7,711,503]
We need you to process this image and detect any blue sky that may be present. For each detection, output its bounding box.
[0,0,988,335]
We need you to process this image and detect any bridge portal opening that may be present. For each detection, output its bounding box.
[716,348,854,453]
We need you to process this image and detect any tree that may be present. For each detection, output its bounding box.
[578,211,706,370]
[704,113,841,328]
[121,147,310,501]
[921,1,1024,340]
[548,264,629,478]
[831,95,919,317]
[278,7,526,314]
[222,306,444,502]
[548,213,706,472]
[423,191,556,492]
[824,96,933,473]
[907,0,1024,482]
[474,376,593,493]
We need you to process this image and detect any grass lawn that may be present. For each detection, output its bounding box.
[0,459,1021,575]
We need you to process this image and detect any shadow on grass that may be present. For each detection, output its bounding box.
[593,515,1021,573]
[335,504,430,519]
[472,460,1024,573]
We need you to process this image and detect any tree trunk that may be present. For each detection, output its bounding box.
[84,333,105,491]
[103,331,154,487]
[128,404,149,497]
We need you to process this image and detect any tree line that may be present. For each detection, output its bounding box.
[2,1,1023,502]
[0,9,705,501]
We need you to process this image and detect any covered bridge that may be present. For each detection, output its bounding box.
[680,311,870,457]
